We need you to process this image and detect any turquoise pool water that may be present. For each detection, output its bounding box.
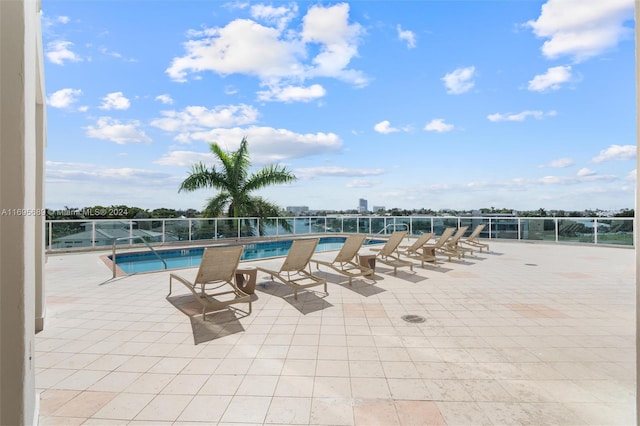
[112,236,385,274]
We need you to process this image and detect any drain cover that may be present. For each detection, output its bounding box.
[401,314,426,323]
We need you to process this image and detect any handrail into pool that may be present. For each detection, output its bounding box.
[112,236,167,278]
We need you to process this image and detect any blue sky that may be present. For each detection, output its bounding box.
[43,0,636,212]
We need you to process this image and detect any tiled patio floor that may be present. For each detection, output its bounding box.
[38,240,635,425]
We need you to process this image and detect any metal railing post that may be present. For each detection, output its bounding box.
[594,218,598,245]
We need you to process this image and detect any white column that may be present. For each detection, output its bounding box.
[0,0,41,424]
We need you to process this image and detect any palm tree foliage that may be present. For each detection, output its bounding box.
[179,138,296,234]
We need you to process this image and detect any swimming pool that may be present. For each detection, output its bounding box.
[111,236,385,274]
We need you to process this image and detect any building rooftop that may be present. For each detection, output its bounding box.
[38,239,635,425]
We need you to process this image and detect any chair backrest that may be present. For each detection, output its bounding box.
[448,226,469,245]
[407,233,434,252]
[281,238,319,272]
[334,234,367,263]
[195,245,244,284]
[466,224,485,240]
[432,227,456,248]
[379,231,408,256]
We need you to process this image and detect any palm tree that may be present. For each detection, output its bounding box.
[179,137,296,234]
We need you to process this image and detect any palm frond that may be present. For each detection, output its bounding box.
[245,164,296,192]
[202,193,231,217]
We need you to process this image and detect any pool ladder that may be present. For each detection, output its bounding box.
[111,236,167,278]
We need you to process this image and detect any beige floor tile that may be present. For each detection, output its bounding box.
[134,394,193,421]
[38,415,86,425]
[387,378,431,400]
[265,396,312,424]
[316,359,350,377]
[395,400,446,426]
[52,390,117,418]
[162,374,209,395]
[39,389,81,416]
[351,377,391,399]
[236,375,279,396]
[353,399,399,426]
[274,375,315,398]
[309,397,354,426]
[313,376,351,398]
[93,393,155,420]
[349,360,385,378]
[87,371,141,392]
[51,370,110,391]
[220,395,271,423]
[199,373,244,395]
[123,373,175,394]
[176,395,232,422]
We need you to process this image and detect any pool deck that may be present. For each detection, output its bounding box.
[38,239,635,425]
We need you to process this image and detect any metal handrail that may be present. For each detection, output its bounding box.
[376,223,409,235]
[111,236,167,278]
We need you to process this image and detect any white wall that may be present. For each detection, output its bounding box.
[0,0,45,424]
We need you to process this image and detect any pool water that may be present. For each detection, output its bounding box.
[112,236,385,274]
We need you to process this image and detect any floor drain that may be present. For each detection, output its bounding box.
[401,314,426,323]
[524,263,538,266]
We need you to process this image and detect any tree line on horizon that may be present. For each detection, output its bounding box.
[45,205,635,220]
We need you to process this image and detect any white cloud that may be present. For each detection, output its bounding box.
[154,150,215,167]
[167,19,304,83]
[347,179,379,188]
[150,104,259,134]
[57,16,70,24]
[301,3,367,85]
[47,88,82,109]
[487,110,557,122]
[155,94,174,105]
[528,65,573,92]
[85,117,152,144]
[47,164,173,185]
[424,118,454,133]
[397,25,416,49]
[591,144,636,163]
[180,126,343,163]
[540,157,574,168]
[46,40,82,65]
[167,3,368,93]
[373,120,400,134]
[257,84,326,103]
[526,0,634,62]
[577,167,596,177]
[99,92,131,110]
[250,3,297,29]
[294,166,385,179]
[442,66,476,94]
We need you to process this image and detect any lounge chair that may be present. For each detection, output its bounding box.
[256,238,327,300]
[370,231,414,274]
[168,245,251,320]
[398,232,436,267]
[422,227,456,261]
[459,224,490,252]
[310,234,374,286]
[437,226,470,261]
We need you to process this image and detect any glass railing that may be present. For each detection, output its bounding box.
[45,215,635,251]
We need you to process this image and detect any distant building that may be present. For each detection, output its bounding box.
[372,205,385,213]
[286,206,309,216]
[358,198,368,213]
